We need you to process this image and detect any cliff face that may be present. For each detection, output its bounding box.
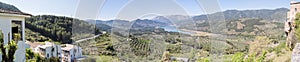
[286,27,298,50]
[292,43,300,62]
[284,14,299,50]
[286,13,300,62]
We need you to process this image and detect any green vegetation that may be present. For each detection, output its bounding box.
[77,33,116,56]
[24,16,287,62]
[25,48,43,62]
[196,58,210,62]
[26,48,60,62]
[0,1,291,62]
[25,15,101,43]
[25,29,51,42]
[129,36,151,57]
[231,52,245,62]
[271,41,287,55]
[79,55,120,62]
[0,30,18,62]
[294,13,300,42]
[227,36,289,62]
[230,50,267,62]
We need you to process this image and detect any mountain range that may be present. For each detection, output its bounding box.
[94,8,288,31]
[0,1,289,43]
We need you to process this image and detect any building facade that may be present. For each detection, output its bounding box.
[61,44,83,62]
[33,42,62,59]
[26,42,83,62]
[286,1,300,34]
[0,9,31,62]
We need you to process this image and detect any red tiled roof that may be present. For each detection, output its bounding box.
[25,41,42,49]
[0,9,32,16]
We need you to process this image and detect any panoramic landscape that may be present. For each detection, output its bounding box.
[0,0,299,62]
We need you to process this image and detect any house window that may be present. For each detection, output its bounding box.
[296,8,298,12]
[11,20,22,41]
[47,54,49,58]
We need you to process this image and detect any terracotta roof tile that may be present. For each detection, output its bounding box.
[25,41,42,49]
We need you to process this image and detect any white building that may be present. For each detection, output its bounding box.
[61,44,83,62]
[0,9,31,62]
[33,42,62,59]
[26,42,84,62]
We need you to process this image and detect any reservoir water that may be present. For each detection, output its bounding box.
[160,26,193,34]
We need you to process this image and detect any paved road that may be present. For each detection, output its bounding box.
[73,34,101,44]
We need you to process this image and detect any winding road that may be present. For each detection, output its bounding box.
[73,34,101,44]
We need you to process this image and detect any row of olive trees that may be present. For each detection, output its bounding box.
[129,35,151,57]
[0,30,18,62]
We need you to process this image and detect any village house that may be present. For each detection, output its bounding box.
[34,42,62,59]
[285,0,300,49]
[61,44,83,62]
[0,9,31,62]
[286,0,300,34]
[26,42,83,62]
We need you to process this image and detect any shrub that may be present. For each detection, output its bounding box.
[196,58,210,62]
[231,52,245,62]
[0,31,18,62]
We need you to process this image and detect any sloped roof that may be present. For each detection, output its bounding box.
[61,44,75,51]
[0,9,32,16]
[291,2,300,5]
[25,41,42,49]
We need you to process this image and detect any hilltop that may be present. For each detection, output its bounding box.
[0,2,21,12]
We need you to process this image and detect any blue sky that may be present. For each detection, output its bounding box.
[1,0,290,20]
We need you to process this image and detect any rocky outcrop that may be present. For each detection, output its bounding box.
[286,30,299,50]
[292,43,300,62]
[285,21,298,50]
[236,21,245,29]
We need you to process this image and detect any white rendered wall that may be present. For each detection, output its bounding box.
[0,18,12,45]
[0,16,26,62]
[0,17,11,62]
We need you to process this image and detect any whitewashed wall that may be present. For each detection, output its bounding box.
[0,15,26,62]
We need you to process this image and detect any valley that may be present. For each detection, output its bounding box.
[0,1,289,61]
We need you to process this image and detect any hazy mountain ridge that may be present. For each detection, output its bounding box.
[193,8,288,22]
[94,8,288,32]
[0,2,21,12]
[95,19,168,29]
[0,1,288,43]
